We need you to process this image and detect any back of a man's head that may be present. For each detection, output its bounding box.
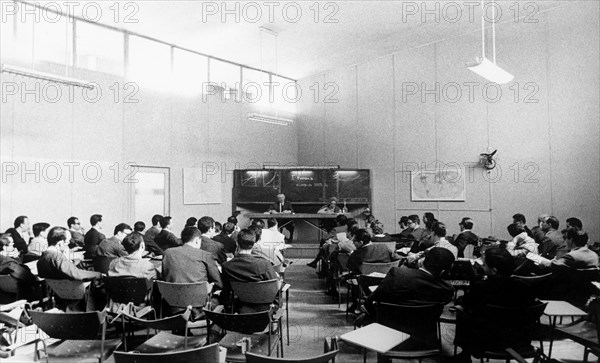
[237,229,256,250]
[460,217,474,230]
[422,247,455,277]
[355,229,371,245]
[336,214,348,226]
[47,227,68,246]
[186,217,198,228]
[545,216,559,230]
[181,226,202,244]
[151,214,163,226]
[248,225,262,242]
[227,216,238,225]
[113,223,132,236]
[565,228,588,247]
[33,222,50,237]
[408,214,420,225]
[566,217,583,231]
[484,247,514,276]
[432,222,446,237]
[160,216,172,229]
[267,218,277,229]
[222,222,235,235]
[372,224,384,235]
[512,213,526,224]
[134,221,145,233]
[122,232,144,254]
[90,214,102,226]
[198,216,215,234]
[507,223,524,238]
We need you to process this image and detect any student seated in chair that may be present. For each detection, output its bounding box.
[222,229,279,313]
[108,232,157,281]
[454,247,537,362]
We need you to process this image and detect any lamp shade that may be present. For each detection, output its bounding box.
[467,57,514,84]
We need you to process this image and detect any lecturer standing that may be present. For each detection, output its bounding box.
[267,193,295,242]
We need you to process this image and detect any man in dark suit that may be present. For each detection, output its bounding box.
[4,215,30,255]
[453,217,479,258]
[267,193,295,242]
[455,247,537,362]
[213,222,237,254]
[97,223,131,258]
[198,216,227,264]
[538,216,566,259]
[162,227,222,288]
[154,216,181,251]
[405,215,431,253]
[364,247,455,315]
[83,214,106,259]
[143,214,164,256]
[347,229,400,274]
[222,229,278,312]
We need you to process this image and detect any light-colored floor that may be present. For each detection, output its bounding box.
[2,259,595,362]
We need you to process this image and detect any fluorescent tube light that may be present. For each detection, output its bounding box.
[467,57,514,84]
[1,64,95,89]
[248,113,294,126]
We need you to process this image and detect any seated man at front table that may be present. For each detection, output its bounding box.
[318,197,342,232]
[97,223,132,258]
[222,229,279,312]
[267,193,295,242]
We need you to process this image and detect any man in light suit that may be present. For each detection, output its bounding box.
[541,229,598,270]
[108,232,156,281]
[267,193,295,242]
[452,217,479,258]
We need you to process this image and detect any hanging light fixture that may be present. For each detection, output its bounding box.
[467,0,514,84]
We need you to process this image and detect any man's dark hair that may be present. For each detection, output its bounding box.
[355,229,371,245]
[336,214,348,226]
[67,216,79,229]
[512,213,526,224]
[151,214,163,226]
[408,215,420,225]
[13,216,28,229]
[0,233,12,249]
[507,223,525,238]
[186,217,198,228]
[346,219,358,229]
[267,218,278,229]
[222,222,235,234]
[248,224,262,242]
[399,216,409,226]
[113,223,132,236]
[564,228,588,247]
[160,216,172,229]
[214,222,222,233]
[198,216,215,233]
[134,221,145,232]
[32,222,50,237]
[90,214,102,226]
[372,224,384,235]
[237,229,256,250]
[251,219,265,229]
[432,222,446,237]
[422,247,455,277]
[122,232,144,254]
[545,216,559,230]
[47,227,68,246]
[460,217,474,230]
[484,247,515,276]
[181,226,202,243]
[227,216,238,225]
[566,217,583,230]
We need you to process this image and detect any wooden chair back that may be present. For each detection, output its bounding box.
[30,310,106,340]
[105,277,149,306]
[203,308,271,335]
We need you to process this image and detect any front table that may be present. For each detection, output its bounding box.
[542,300,588,358]
[245,213,351,234]
[340,323,409,363]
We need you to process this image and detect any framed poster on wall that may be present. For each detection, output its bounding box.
[411,169,465,201]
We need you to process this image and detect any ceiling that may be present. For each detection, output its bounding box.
[36,0,572,80]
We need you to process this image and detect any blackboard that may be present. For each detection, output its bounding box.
[233,169,370,204]
[281,170,326,203]
[234,170,280,203]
